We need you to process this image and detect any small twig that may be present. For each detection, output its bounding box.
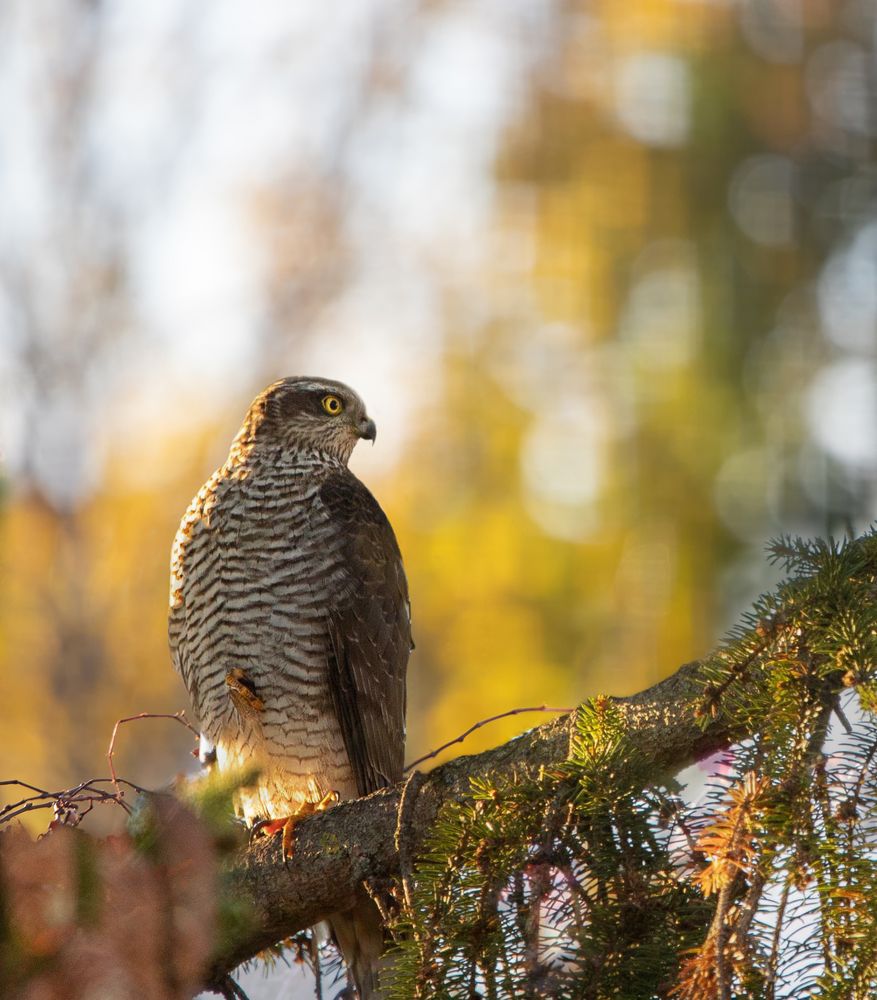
[395,769,426,913]
[832,695,854,735]
[404,705,573,772]
[0,778,58,797]
[766,874,792,1000]
[0,777,146,829]
[363,878,394,927]
[714,879,733,1000]
[216,974,251,1000]
[2,712,198,832]
[107,711,199,808]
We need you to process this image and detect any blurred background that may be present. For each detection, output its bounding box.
[2,0,876,825]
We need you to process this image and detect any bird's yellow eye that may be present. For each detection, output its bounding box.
[322,394,344,416]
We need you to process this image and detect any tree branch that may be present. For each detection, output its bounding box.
[208,657,742,986]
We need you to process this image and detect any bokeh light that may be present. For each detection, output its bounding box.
[2,0,876,865]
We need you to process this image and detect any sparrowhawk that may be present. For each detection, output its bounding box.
[169,377,411,998]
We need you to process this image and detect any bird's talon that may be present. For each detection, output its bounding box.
[317,789,340,810]
[250,817,277,841]
[254,791,340,861]
[281,817,297,862]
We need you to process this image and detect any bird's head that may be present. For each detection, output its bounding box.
[235,376,376,464]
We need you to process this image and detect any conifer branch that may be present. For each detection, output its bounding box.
[208,657,741,986]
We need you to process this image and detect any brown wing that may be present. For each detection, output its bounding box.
[320,471,411,797]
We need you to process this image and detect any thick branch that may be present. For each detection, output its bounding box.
[210,658,742,985]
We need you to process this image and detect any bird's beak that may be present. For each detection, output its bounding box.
[358,417,377,443]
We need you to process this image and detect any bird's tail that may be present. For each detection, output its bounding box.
[330,891,386,1000]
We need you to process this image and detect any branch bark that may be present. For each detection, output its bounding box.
[209,658,742,987]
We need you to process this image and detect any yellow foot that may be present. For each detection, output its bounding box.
[254,790,340,861]
[225,668,264,716]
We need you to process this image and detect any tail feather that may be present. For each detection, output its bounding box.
[329,892,386,1000]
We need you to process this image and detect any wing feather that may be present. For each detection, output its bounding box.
[321,472,411,796]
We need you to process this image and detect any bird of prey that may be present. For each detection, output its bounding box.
[169,377,411,998]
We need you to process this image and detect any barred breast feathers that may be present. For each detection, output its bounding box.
[168,445,352,745]
[169,445,346,625]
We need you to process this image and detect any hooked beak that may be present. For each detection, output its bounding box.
[358,417,377,443]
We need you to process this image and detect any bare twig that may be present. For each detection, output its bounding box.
[106,710,199,808]
[2,710,200,832]
[404,705,574,772]
[395,769,426,913]
[833,695,854,735]
[0,776,146,829]
[216,975,251,1000]
[766,874,792,1000]
[714,879,733,1000]
[2,709,199,831]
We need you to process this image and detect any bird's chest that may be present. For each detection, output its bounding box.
[189,479,339,711]
[226,476,340,606]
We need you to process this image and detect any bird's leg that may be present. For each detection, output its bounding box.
[253,790,340,861]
